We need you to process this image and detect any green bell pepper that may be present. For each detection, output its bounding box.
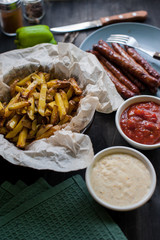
[14,25,57,49]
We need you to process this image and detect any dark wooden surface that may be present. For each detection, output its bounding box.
[0,1,160,240]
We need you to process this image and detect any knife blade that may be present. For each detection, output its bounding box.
[50,10,148,33]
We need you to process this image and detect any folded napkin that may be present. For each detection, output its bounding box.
[0,178,51,216]
[0,180,27,208]
[0,175,127,240]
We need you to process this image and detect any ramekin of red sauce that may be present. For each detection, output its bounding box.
[115,95,160,150]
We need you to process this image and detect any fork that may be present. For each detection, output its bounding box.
[106,34,160,60]
[62,31,79,43]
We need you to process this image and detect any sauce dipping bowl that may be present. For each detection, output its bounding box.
[115,95,160,150]
[85,146,156,211]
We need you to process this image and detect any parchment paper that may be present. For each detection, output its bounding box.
[0,43,124,172]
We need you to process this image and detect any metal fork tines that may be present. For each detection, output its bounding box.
[107,34,139,47]
[106,34,154,57]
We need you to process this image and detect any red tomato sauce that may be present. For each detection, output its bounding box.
[120,101,160,145]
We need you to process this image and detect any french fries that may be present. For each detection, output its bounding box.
[27,96,35,120]
[6,114,20,130]
[36,124,53,139]
[4,92,20,118]
[38,83,47,116]
[0,71,83,149]
[60,90,69,112]
[47,101,56,110]
[0,101,4,117]
[17,127,28,148]
[67,86,74,100]
[21,80,38,99]
[50,105,59,125]
[55,92,66,121]
[8,101,30,111]
[69,78,83,95]
[5,115,26,139]
[17,73,34,86]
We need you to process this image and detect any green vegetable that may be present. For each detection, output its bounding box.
[14,25,57,49]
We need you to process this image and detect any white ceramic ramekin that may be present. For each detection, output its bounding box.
[85,146,156,211]
[115,95,160,150]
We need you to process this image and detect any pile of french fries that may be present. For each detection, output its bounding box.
[0,71,83,149]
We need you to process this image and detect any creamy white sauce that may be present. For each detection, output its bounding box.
[90,153,151,207]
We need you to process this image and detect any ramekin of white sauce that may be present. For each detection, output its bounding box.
[85,146,156,211]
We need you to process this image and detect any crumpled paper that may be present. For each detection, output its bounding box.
[0,42,123,172]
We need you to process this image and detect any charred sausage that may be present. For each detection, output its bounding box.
[125,45,160,85]
[93,43,159,88]
[90,50,140,94]
[100,61,136,99]
[89,50,136,99]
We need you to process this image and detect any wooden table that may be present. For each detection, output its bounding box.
[0,1,160,239]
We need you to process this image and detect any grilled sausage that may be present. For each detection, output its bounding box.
[111,42,136,62]
[111,43,157,77]
[89,50,136,99]
[121,69,146,91]
[97,41,146,91]
[93,43,159,89]
[112,43,158,93]
[125,45,160,84]
[100,61,136,99]
[90,50,140,94]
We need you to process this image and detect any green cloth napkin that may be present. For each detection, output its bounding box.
[0,175,127,240]
[0,178,51,216]
[0,180,27,208]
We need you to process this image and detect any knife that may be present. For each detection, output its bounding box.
[50,10,148,33]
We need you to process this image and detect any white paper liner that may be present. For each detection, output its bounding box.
[0,42,124,172]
